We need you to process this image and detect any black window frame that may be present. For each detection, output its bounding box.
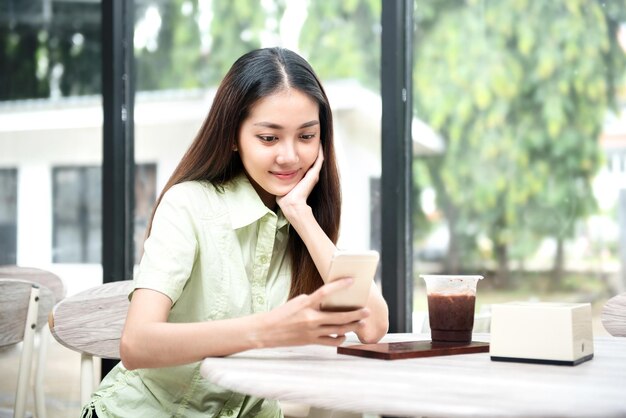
[101,0,135,376]
[380,0,414,333]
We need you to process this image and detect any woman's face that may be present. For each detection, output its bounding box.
[238,88,321,209]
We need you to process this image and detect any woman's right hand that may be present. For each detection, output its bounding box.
[252,278,370,348]
[276,145,323,221]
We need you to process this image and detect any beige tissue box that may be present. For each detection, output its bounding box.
[490,302,594,366]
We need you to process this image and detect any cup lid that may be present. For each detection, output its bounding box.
[420,275,484,280]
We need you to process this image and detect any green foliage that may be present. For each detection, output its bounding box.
[299,0,380,90]
[135,0,381,90]
[203,0,268,86]
[0,25,49,100]
[0,2,101,100]
[53,3,101,96]
[136,0,204,90]
[0,1,380,98]
[413,0,626,277]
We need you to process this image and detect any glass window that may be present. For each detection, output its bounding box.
[51,164,157,264]
[0,168,18,265]
[0,0,103,293]
[412,0,626,334]
[370,176,382,282]
[134,163,157,261]
[133,1,382,257]
[52,166,101,263]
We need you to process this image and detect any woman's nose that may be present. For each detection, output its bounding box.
[276,140,299,165]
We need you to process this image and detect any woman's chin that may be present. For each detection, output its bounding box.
[272,186,297,200]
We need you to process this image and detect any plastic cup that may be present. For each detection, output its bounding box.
[420,275,484,343]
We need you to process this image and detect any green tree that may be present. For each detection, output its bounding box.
[0,24,49,100]
[135,0,203,91]
[299,0,380,90]
[135,1,282,90]
[413,0,626,285]
[204,0,269,85]
[1,1,383,98]
[0,2,101,100]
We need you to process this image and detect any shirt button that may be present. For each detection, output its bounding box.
[256,296,265,305]
[224,409,233,416]
[259,255,269,264]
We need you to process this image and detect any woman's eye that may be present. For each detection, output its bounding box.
[300,134,316,140]
[257,135,278,143]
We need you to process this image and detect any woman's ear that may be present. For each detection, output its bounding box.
[233,144,238,152]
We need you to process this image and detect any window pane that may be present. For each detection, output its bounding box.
[52,166,102,263]
[0,168,18,265]
[134,163,157,262]
[0,2,103,288]
[50,164,156,264]
[412,0,626,335]
[133,1,382,262]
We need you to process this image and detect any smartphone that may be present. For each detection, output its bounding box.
[320,250,380,312]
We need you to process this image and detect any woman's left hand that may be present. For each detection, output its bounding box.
[276,145,323,217]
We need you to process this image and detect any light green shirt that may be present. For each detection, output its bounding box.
[85,175,291,418]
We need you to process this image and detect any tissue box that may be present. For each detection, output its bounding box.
[490,302,594,366]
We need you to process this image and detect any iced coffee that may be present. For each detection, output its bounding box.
[421,275,483,343]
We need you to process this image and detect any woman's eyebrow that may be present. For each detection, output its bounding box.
[253,120,319,129]
[299,120,319,128]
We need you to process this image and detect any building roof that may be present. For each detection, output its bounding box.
[0,80,445,155]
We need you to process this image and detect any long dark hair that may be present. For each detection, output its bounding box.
[146,47,341,298]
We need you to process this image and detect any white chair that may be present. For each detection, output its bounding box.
[0,266,66,418]
[0,279,55,418]
[0,266,66,304]
[601,292,626,337]
[48,280,132,407]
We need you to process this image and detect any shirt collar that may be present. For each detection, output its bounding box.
[224,175,289,230]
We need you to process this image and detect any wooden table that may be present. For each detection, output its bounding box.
[200,333,626,417]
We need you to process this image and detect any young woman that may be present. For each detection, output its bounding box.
[82,47,388,418]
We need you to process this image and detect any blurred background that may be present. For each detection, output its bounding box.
[1,0,625,415]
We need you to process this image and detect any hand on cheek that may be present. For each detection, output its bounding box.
[276,145,324,216]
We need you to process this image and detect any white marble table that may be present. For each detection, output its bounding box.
[200,333,626,417]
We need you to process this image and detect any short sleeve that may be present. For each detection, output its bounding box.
[134,184,199,304]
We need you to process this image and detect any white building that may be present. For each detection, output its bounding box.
[0,80,440,293]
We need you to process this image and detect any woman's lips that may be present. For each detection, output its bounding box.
[270,170,299,180]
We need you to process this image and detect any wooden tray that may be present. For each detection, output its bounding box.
[337,340,490,360]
